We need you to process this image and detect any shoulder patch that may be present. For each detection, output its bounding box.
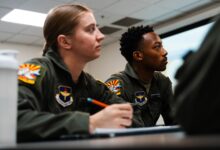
[18,63,41,84]
[105,79,122,95]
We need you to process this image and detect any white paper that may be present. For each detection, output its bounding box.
[93,125,181,137]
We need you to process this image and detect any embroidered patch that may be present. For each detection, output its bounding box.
[135,91,148,106]
[55,85,73,107]
[18,64,41,84]
[105,79,122,95]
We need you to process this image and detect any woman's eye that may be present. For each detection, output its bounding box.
[88,26,95,33]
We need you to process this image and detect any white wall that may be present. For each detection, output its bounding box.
[87,41,127,82]
[0,42,42,65]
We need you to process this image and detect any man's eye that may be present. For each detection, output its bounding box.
[154,45,161,49]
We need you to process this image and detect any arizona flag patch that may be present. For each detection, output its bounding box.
[18,64,41,84]
[105,79,122,95]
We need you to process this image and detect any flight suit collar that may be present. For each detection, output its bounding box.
[124,63,160,93]
[45,48,69,72]
[124,63,152,87]
[124,63,139,80]
[45,48,88,85]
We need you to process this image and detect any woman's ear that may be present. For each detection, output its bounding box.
[57,35,72,49]
[133,51,143,61]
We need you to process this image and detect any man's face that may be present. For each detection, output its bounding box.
[139,32,168,71]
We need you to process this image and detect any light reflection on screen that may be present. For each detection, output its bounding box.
[162,22,214,88]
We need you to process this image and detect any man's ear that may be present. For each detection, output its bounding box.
[133,51,143,61]
[57,35,71,49]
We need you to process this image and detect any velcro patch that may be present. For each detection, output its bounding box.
[55,85,73,107]
[105,79,122,95]
[135,91,148,106]
[18,64,41,84]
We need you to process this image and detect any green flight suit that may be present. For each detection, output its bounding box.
[105,63,175,127]
[17,48,126,142]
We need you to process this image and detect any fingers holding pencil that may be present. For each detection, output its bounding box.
[108,103,133,119]
[89,102,133,132]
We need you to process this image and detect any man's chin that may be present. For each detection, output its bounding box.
[157,66,166,71]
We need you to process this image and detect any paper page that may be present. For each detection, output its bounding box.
[93,125,181,137]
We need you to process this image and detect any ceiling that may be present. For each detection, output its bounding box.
[0,0,219,47]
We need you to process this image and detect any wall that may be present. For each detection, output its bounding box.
[87,41,126,82]
[0,42,42,65]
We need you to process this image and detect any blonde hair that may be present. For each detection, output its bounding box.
[43,4,91,55]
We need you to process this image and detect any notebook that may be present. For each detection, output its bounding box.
[92,125,182,137]
[60,125,182,140]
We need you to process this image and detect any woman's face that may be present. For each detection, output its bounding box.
[68,12,105,62]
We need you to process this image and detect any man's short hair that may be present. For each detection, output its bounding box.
[120,25,154,63]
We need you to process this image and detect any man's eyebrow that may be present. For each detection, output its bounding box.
[153,41,162,45]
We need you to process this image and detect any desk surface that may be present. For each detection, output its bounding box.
[2,131,220,149]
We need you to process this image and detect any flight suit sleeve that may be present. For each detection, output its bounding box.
[160,77,176,125]
[17,62,90,142]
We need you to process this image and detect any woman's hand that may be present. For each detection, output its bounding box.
[89,103,133,133]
